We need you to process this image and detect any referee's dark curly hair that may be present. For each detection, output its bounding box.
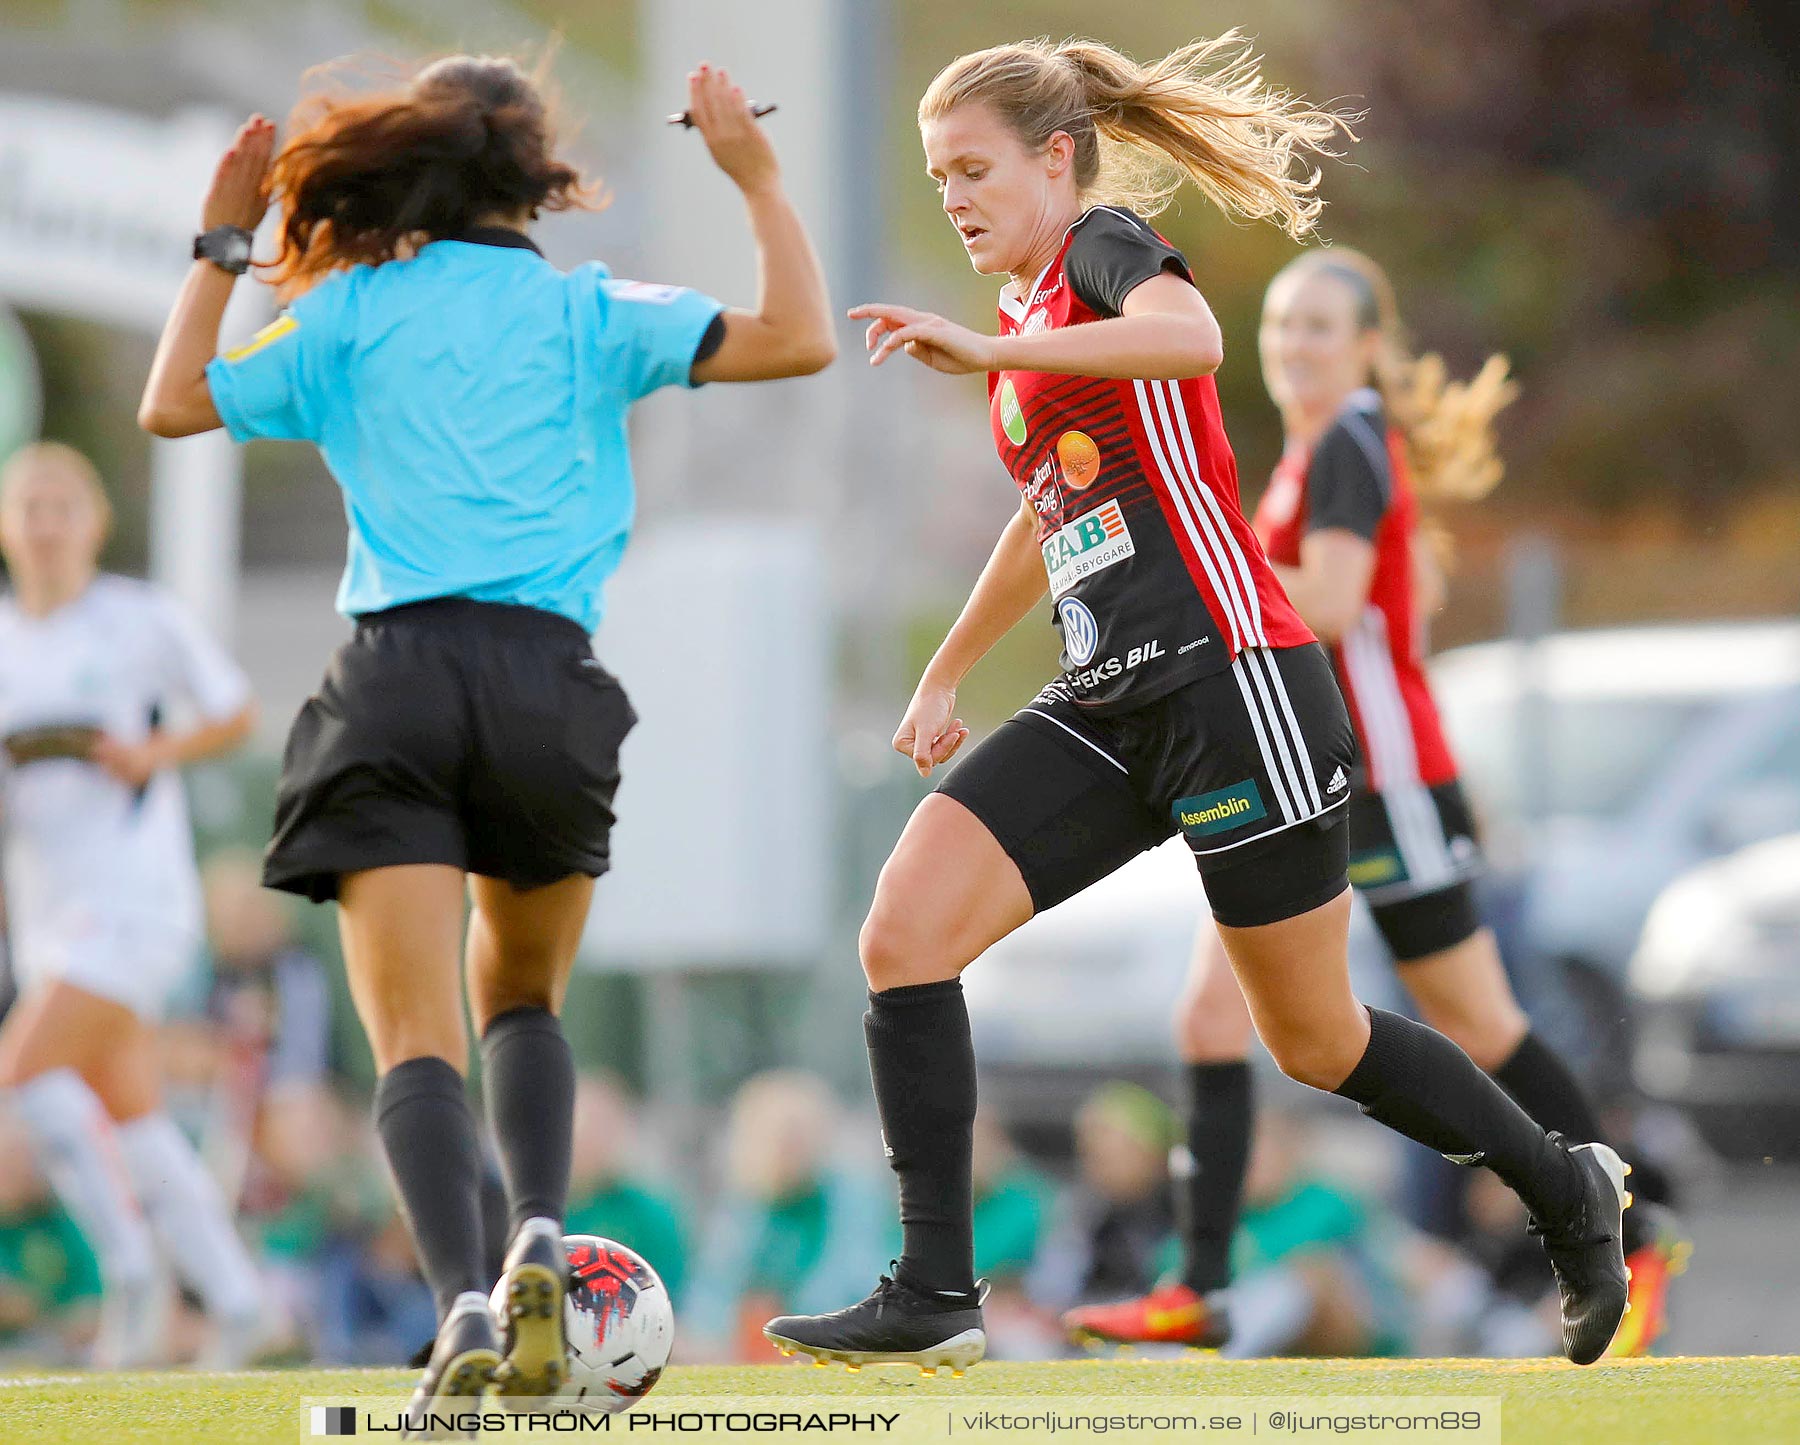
[266,56,595,298]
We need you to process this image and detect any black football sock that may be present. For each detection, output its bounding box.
[374,1056,487,1322]
[864,979,977,1297]
[1175,1061,1253,1294]
[480,1005,576,1235]
[1494,1031,1647,1253]
[1334,1008,1583,1227]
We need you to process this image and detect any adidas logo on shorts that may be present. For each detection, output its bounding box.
[1326,766,1348,794]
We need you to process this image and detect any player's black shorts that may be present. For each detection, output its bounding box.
[264,597,636,904]
[1347,778,1484,962]
[937,644,1357,928]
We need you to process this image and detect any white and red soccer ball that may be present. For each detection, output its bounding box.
[490,1235,673,1412]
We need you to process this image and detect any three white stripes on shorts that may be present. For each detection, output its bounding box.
[1230,650,1323,826]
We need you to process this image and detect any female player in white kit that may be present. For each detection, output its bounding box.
[0,441,265,1366]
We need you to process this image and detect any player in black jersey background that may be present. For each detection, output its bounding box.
[764,34,1633,1376]
[1066,248,1690,1358]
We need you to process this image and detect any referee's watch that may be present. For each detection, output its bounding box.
[193,225,254,276]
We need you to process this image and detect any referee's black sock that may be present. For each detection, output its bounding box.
[374,1056,487,1322]
[1334,1008,1583,1227]
[1493,1032,1647,1253]
[864,979,977,1298]
[1176,1061,1253,1295]
[480,1005,575,1234]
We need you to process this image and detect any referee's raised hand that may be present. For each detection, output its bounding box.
[686,65,779,194]
[202,114,276,232]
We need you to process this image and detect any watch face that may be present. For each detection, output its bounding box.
[197,227,251,271]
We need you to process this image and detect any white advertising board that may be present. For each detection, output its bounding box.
[581,518,832,969]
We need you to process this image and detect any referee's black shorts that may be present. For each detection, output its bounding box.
[937,644,1358,929]
[263,597,636,903]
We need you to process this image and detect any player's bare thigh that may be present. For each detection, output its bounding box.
[464,872,596,1032]
[1216,888,1371,1091]
[0,977,155,1108]
[859,793,1035,991]
[1175,921,1257,1062]
[1397,927,1529,1071]
[336,863,469,1074]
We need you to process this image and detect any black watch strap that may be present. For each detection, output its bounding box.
[194,225,254,276]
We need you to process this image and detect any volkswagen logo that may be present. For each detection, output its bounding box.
[1057,597,1100,666]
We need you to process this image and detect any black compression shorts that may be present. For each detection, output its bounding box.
[1372,881,1482,963]
[1347,778,1486,961]
[263,597,636,903]
[937,644,1357,928]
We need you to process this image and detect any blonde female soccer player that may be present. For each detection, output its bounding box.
[763,35,1630,1374]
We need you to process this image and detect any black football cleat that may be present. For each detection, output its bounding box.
[490,1223,570,1400]
[1530,1135,1632,1365]
[764,1272,988,1376]
[404,1298,501,1439]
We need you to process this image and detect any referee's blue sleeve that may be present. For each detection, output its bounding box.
[600,278,727,400]
[205,286,339,442]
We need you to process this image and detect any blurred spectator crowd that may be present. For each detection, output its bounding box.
[0,857,1585,1370]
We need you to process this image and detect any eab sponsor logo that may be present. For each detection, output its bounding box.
[1173,781,1267,838]
[999,379,1027,445]
[1042,500,1134,596]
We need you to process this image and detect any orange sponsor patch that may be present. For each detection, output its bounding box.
[1057,429,1101,489]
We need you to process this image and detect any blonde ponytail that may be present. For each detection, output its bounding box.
[1393,351,1517,504]
[920,33,1356,238]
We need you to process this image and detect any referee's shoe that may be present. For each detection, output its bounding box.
[404,1294,501,1439]
[490,1219,571,1399]
[764,1270,988,1376]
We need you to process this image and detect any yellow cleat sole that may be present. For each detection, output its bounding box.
[762,1326,986,1377]
[491,1263,568,1399]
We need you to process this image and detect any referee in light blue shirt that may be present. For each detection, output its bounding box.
[139,56,834,1418]
[207,233,726,629]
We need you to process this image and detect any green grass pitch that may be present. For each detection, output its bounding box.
[2,1357,1794,1445]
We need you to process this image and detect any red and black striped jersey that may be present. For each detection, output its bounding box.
[1253,390,1459,789]
[989,207,1312,712]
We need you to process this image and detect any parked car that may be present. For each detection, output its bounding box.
[1630,832,1800,1159]
[1434,622,1800,1087]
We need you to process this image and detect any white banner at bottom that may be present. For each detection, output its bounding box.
[301,1394,1503,1443]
